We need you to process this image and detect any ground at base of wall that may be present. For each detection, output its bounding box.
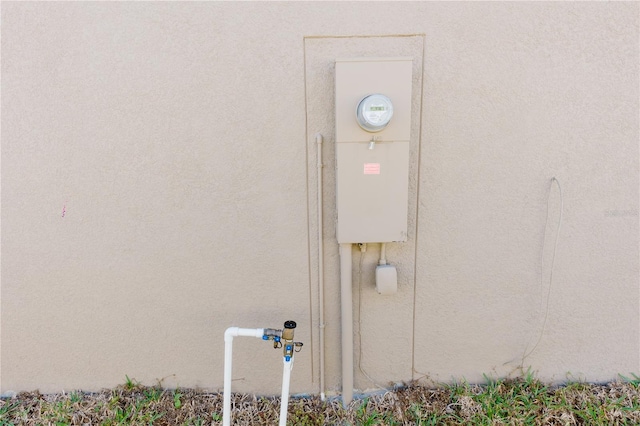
[1,376,640,425]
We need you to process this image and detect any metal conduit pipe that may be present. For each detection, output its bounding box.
[316,133,326,401]
[339,243,354,406]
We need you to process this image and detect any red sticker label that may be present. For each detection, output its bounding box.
[364,163,380,175]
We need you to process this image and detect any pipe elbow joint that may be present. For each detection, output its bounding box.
[224,327,239,342]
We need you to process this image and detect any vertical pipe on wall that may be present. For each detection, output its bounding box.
[316,133,326,401]
[223,327,265,426]
[339,243,353,406]
[279,358,293,426]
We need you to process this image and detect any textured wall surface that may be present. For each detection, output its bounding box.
[2,2,638,395]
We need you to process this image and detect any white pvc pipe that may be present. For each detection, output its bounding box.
[339,243,353,406]
[316,133,326,401]
[223,327,265,426]
[379,243,387,265]
[279,357,294,426]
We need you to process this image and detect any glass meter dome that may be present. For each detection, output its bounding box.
[356,94,394,132]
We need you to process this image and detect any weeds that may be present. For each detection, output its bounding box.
[173,390,183,409]
[1,375,639,425]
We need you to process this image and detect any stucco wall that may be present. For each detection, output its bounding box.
[2,2,638,395]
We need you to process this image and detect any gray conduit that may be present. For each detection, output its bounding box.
[339,242,353,406]
[316,133,326,401]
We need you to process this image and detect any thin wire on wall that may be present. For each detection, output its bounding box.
[521,177,564,365]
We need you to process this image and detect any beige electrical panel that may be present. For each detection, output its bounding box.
[335,57,412,243]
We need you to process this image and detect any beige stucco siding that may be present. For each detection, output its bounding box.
[2,2,638,395]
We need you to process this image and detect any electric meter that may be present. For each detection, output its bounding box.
[356,94,394,132]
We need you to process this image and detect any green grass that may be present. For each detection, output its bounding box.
[1,374,639,425]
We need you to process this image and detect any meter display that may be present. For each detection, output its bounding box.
[356,94,394,132]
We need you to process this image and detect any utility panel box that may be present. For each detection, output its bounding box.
[335,57,412,243]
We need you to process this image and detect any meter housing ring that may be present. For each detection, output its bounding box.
[356,94,394,133]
